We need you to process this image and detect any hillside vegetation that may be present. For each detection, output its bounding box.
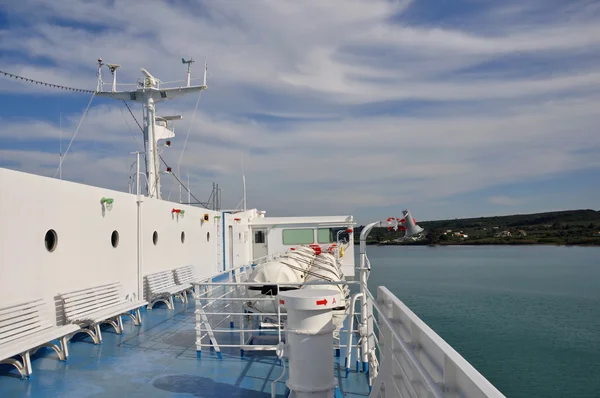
[356,209,600,246]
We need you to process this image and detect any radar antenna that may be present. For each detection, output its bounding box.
[107,63,120,92]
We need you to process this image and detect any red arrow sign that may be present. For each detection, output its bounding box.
[316,299,328,306]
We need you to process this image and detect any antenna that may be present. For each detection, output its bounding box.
[182,57,194,87]
[96,58,104,91]
[203,60,207,88]
[242,154,247,211]
[107,63,120,92]
[59,92,62,180]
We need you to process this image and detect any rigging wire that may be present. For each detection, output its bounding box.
[122,100,144,132]
[119,106,143,153]
[158,154,205,206]
[53,93,95,178]
[122,100,148,177]
[177,90,203,169]
[0,70,95,93]
[172,90,203,201]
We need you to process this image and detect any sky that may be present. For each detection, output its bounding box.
[0,0,599,224]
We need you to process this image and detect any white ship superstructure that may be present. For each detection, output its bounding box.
[0,59,505,398]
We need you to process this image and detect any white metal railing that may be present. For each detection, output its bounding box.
[191,264,505,397]
[368,286,506,398]
[193,275,362,359]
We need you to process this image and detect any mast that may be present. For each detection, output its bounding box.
[95,59,207,199]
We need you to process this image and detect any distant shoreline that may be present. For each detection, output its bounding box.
[352,209,600,247]
[355,241,600,247]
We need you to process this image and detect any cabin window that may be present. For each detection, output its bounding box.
[317,228,335,243]
[44,229,58,252]
[318,228,347,243]
[282,229,314,245]
[111,230,119,248]
[152,231,158,245]
[254,230,265,244]
[181,231,186,243]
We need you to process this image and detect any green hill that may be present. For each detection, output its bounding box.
[356,209,600,246]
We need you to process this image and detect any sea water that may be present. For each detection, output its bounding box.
[363,245,600,398]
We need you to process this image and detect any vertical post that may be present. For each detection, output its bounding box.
[359,222,380,374]
[242,175,247,211]
[242,154,247,211]
[59,110,62,180]
[111,69,117,92]
[135,151,144,300]
[96,59,104,92]
[144,97,160,199]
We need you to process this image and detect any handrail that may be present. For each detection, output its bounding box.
[368,287,506,398]
[364,287,444,397]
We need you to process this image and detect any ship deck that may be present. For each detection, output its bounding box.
[0,298,370,398]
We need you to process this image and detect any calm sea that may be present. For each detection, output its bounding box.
[362,245,600,398]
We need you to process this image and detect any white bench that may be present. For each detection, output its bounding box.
[0,298,80,379]
[145,270,191,310]
[60,282,147,345]
[173,265,201,297]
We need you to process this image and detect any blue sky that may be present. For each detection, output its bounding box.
[1,0,599,223]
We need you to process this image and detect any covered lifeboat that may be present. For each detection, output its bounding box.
[246,245,349,328]
[246,246,317,313]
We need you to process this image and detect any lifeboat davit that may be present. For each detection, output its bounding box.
[301,253,350,331]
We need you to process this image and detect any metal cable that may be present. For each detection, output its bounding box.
[0,69,95,93]
[52,93,95,178]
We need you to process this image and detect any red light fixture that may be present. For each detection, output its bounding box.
[166,140,171,147]
[167,167,172,173]
[172,208,181,214]
[346,228,353,233]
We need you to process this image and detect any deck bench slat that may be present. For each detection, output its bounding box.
[145,269,190,310]
[60,281,147,345]
[0,299,80,378]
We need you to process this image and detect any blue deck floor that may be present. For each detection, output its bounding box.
[0,298,370,398]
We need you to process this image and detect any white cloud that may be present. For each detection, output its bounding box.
[1,0,600,221]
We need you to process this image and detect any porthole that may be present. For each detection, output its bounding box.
[239,232,242,240]
[207,232,210,242]
[153,231,158,245]
[111,230,119,248]
[44,229,58,252]
[181,231,186,243]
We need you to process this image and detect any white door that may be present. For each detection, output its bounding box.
[252,229,268,261]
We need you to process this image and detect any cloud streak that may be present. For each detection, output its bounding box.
[0,0,599,221]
